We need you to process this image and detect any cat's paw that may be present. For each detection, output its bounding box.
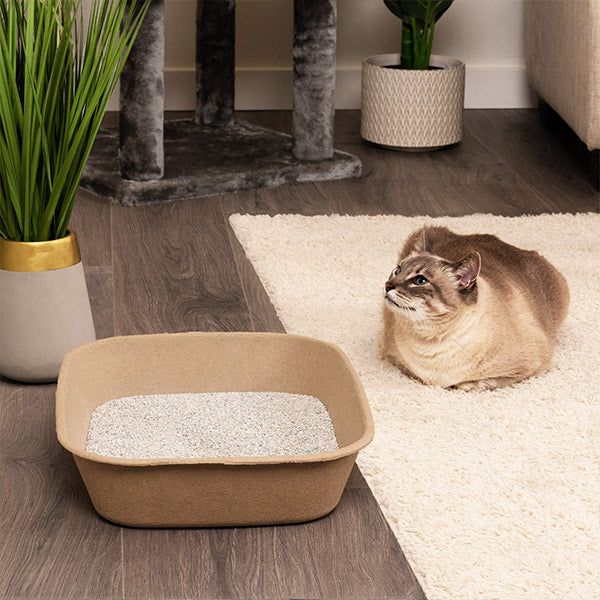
[453,377,514,392]
[453,380,485,392]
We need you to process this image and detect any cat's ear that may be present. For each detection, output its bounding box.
[451,251,481,290]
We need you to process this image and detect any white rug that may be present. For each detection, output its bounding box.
[230,212,600,600]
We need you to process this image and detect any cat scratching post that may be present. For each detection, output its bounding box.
[196,0,235,127]
[81,0,360,206]
[119,0,165,181]
[293,0,336,161]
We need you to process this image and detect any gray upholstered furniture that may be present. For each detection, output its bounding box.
[525,0,600,190]
[82,0,361,205]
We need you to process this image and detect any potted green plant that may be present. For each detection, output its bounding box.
[361,0,465,150]
[0,0,150,383]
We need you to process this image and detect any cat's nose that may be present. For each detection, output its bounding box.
[385,281,395,292]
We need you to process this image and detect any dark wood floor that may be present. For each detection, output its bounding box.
[0,110,597,600]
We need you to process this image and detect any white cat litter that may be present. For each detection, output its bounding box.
[85,392,339,459]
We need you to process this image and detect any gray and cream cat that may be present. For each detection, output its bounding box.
[382,226,569,391]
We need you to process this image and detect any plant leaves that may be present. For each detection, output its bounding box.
[384,0,454,25]
[0,0,151,241]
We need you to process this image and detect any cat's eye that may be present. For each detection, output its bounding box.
[393,266,401,276]
[412,275,429,286]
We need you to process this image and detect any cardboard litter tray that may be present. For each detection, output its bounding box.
[56,332,374,528]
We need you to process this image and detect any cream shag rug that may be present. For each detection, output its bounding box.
[230,212,600,600]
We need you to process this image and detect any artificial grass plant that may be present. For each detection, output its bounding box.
[0,0,150,242]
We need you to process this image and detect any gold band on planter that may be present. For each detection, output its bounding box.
[0,232,81,272]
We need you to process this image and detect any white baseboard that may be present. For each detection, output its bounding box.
[464,64,536,109]
[107,63,536,112]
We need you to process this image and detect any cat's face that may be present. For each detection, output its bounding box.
[384,252,481,322]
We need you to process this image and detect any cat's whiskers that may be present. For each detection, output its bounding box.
[386,290,429,322]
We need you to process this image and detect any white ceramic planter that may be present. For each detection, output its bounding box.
[0,232,96,383]
[361,53,465,150]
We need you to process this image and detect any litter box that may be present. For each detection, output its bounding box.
[56,332,374,527]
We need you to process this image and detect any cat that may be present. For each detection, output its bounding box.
[382,225,569,391]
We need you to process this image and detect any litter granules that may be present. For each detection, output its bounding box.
[85,391,339,459]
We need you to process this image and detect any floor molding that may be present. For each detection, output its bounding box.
[107,64,537,112]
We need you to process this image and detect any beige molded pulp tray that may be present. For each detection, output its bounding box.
[56,332,374,528]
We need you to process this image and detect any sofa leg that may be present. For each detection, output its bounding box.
[589,150,600,191]
[538,98,561,130]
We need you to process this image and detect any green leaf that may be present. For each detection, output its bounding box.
[384,0,454,70]
[0,0,151,241]
[385,0,453,24]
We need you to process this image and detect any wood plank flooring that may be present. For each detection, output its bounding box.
[1,109,597,600]
[0,383,123,599]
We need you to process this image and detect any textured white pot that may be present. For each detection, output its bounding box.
[0,232,96,383]
[361,53,465,150]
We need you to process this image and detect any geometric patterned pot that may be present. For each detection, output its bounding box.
[361,54,465,150]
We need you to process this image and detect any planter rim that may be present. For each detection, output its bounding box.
[363,53,464,71]
[0,231,80,272]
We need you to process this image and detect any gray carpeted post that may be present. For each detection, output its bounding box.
[292,0,336,161]
[82,0,361,204]
[196,0,236,127]
[119,0,165,181]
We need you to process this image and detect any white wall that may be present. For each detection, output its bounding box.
[107,0,535,111]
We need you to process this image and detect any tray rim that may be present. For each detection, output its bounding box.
[56,331,374,467]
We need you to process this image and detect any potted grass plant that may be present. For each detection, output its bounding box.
[0,0,150,383]
[361,0,465,149]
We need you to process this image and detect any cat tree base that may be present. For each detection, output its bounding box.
[81,119,361,206]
